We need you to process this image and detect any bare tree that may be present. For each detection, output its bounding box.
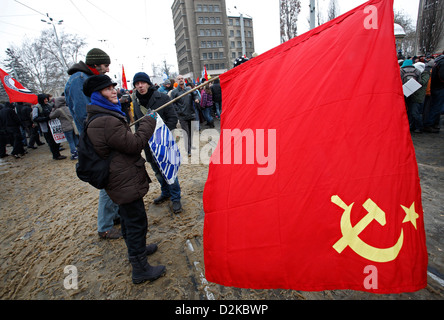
[2,29,87,96]
[417,0,444,55]
[327,0,339,21]
[280,0,301,43]
[316,0,325,27]
[394,10,417,57]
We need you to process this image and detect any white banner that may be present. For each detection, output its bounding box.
[48,118,67,143]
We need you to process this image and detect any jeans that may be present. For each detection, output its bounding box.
[179,119,193,155]
[150,161,181,202]
[119,198,147,256]
[424,88,444,127]
[214,102,221,117]
[409,102,424,131]
[202,107,213,124]
[64,130,79,155]
[97,189,120,233]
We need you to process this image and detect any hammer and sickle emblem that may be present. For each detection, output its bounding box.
[331,195,404,263]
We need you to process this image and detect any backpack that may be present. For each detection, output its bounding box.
[75,114,115,189]
[401,66,419,85]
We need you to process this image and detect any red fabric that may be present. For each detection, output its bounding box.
[87,65,100,76]
[203,0,427,294]
[122,66,128,90]
[0,68,38,104]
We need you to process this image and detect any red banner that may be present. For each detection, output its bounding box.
[203,0,427,294]
[122,65,128,90]
[0,68,38,104]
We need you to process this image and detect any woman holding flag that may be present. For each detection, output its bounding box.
[82,74,166,284]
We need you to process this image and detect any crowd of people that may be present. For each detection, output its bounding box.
[1,47,227,285]
[1,46,442,285]
[399,50,444,133]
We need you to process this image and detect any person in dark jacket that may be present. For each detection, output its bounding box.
[0,103,10,158]
[83,75,166,284]
[170,75,200,157]
[424,52,444,133]
[211,78,222,119]
[132,72,183,214]
[17,102,44,149]
[1,102,26,158]
[33,94,66,160]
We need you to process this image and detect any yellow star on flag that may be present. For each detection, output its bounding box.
[401,202,419,230]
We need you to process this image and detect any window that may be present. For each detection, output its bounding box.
[200,30,205,36]
[196,5,202,12]
[230,30,234,37]
[203,53,207,59]
[201,41,206,48]
[214,5,220,12]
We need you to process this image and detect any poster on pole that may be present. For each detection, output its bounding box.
[48,119,67,143]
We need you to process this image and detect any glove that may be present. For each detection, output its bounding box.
[148,112,158,119]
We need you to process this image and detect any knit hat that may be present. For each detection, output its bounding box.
[83,75,117,97]
[85,48,111,66]
[133,72,153,86]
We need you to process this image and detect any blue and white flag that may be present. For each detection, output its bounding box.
[149,116,181,185]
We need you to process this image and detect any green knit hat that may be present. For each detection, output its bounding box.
[85,48,111,66]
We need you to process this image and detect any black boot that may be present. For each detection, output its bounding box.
[129,252,166,284]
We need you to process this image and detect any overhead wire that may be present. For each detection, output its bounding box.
[13,0,46,17]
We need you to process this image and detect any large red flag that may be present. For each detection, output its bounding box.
[0,68,38,104]
[122,65,128,90]
[203,0,428,294]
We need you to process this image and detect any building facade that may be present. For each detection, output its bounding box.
[171,0,255,80]
[415,0,444,55]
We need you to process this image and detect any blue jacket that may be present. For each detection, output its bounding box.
[64,61,94,134]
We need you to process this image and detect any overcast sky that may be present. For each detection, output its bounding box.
[0,0,419,82]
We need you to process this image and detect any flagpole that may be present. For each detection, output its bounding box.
[130,76,220,127]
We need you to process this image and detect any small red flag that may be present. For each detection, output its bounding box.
[0,68,38,104]
[121,65,128,90]
[203,0,427,294]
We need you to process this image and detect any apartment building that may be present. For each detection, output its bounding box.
[171,0,255,80]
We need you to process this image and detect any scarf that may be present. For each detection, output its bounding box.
[136,87,156,108]
[87,65,101,75]
[90,91,126,117]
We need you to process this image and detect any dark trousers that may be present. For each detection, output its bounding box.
[26,125,43,147]
[43,131,60,159]
[0,133,8,157]
[119,198,148,256]
[8,128,25,156]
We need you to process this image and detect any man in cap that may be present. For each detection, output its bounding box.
[65,48,111,133]
[65,48,121,240]
[131,72,183,214]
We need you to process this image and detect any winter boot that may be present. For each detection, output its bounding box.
[129,252,166,284]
